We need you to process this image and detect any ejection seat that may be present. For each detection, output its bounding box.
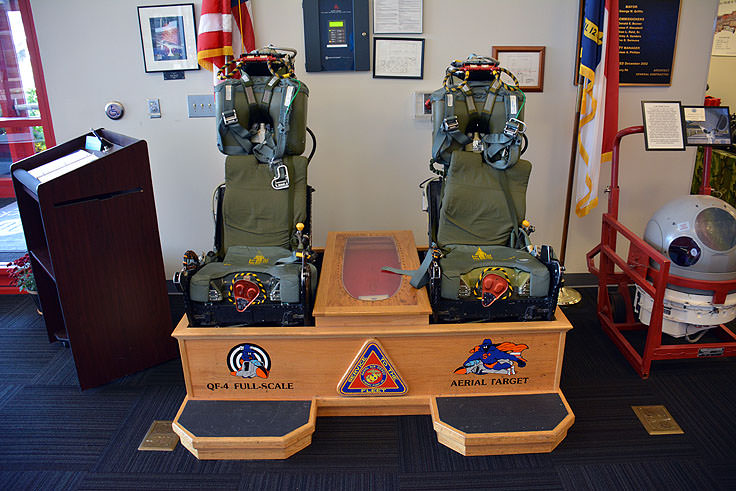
[414,55,562,322]
[174,47,317,327]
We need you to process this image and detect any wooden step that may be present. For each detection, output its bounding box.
[172,397,316,459]
[430,392,574,456]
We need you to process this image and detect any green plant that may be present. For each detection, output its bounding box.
[691,147,736,207]
[8,253,37,293]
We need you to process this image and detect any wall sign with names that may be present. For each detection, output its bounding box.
[619,0,681,86]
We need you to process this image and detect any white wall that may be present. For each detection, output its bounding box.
[29,0,718,277]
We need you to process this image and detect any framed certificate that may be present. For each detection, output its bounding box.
[492,46,545,92]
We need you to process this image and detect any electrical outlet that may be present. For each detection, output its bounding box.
[188,94,215,118]
[147,98,161,118]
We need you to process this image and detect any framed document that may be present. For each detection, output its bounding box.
[373,0,423,34]
[641,101,685,151]
[373,37,424,79]
[682,106,733,147]
[492,46,545,92]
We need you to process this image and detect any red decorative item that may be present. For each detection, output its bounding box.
[481,274,509,308]
[233,278,260,312]
[7,253,36,293]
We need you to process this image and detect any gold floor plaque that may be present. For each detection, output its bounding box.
[138,420,179,451]
[631,405,684,435]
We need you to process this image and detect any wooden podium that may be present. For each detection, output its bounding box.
[11,129,177,389]
[172,231,573,458]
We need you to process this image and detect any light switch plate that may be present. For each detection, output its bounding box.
[414,92,432,120]
[188,94,215,118]
[147,98,161,118]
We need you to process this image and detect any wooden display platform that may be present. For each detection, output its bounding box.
[172,231,574,459]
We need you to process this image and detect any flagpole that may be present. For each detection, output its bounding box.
[556,0,589,306]
[557,74,584,306]
[560,74,584,266]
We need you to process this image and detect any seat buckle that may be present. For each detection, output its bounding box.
[430,260,441,280]
[442,116,460,132]
[271,162,290,190]
[503,117,526,137]
[222,109,238,126]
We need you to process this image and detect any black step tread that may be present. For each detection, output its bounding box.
[178,400,311,438]
[436,393,568,434]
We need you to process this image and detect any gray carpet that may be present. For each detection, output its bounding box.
[0,290,733,490]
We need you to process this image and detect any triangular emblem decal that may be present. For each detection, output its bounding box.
[338,340,407,396]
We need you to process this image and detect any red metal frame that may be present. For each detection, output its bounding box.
[0,0,55,198]
[0,0,54,293]
[586,126,736,378]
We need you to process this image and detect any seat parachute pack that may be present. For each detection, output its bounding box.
[175,47,319,327]
[214,47,308,160]
[430,57,527,172]
[421,55,562,322]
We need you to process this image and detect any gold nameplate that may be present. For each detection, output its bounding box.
[138,420,179,451]
[631,405,684,435]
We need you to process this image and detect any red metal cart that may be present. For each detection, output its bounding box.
[586,126,736,378]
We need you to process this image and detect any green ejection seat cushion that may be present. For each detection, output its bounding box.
[436,150,531,247]
[189,245,312,304]
[439,244,550,300]
[222,154,308,253]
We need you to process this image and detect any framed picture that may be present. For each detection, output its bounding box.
[682,105,733,147]
[373,37,424,79]
[641,101,685,151]
[491,46,545,92]
[137,4,198,73]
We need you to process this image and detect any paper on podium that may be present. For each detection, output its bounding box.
[29,149,98,183]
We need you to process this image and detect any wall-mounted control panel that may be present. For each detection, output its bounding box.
[303,0,369,72]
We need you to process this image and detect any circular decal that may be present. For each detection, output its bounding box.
[227,343,271,378]
[360,364,387,387]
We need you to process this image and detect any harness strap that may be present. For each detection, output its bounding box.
[275,81,297,161]
[218,81,254,154]
[260,76,279,113]
[482,132,520,170]
[381,244,439,288]
[480,79,501,130]
[481,88,523,169]
[482,79,502,114]
[251,79,300,189]
[241,72,256,105]
[432,92,471,167]
[496,171,527,249]
[461,84,477,114]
